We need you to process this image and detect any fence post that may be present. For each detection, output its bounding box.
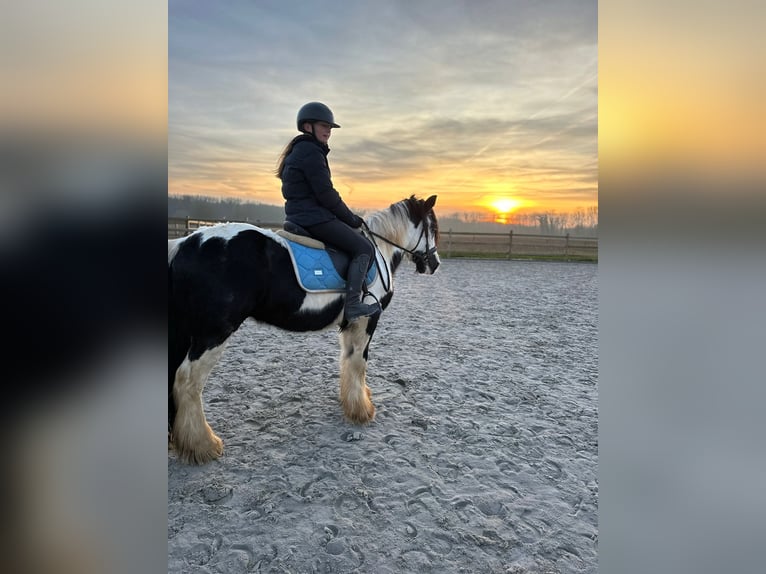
[185,216,190,236]
[565,233,570,257]
[447,228,453,257]
[508,230,513,260]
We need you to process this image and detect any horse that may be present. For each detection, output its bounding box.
[168,195,440,464]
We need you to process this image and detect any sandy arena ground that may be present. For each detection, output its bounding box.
[168,258,598,573]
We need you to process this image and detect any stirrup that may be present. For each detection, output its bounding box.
[344,301,380,322]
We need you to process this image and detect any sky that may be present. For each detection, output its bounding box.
[169,0,597,220]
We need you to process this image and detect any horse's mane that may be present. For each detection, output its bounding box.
[366,199,410,245]
[367,195,438,246]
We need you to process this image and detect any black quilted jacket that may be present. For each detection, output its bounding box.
[280,135,358,228]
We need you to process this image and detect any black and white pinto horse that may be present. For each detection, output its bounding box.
[168,195,440,464]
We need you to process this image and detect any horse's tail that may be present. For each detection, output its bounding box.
[168,237,182,264]
[167,251,190,436]
[168,261,177,433]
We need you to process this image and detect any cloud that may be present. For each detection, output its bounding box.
[169,0,597,212]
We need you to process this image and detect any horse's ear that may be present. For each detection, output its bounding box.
[424,195,437,211]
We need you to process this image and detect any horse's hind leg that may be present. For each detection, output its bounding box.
[171,342,227,464]
[339,318,376,423]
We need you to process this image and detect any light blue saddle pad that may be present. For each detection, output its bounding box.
[284,240,378,293]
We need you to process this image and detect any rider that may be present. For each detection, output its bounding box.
[276,101,380,322]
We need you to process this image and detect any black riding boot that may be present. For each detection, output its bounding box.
[344,254,380,322]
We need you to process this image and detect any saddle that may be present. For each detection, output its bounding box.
[276,221,377,293]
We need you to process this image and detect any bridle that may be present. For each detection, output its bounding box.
[361,220,438,273]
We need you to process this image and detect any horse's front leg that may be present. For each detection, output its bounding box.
[338,316,378,423]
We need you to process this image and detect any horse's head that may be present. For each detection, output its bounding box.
[404,194,440,274]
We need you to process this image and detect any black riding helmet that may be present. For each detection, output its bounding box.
[296,101,341,131]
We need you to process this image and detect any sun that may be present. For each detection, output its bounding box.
[492,197,521,214]
[486,196,522,224]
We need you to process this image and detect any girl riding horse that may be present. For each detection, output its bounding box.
[277,102,379,322]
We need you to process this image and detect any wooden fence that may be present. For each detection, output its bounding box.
[441,229,597,261]
[168,217,597,261]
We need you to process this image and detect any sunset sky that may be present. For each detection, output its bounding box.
[169,0,597,220]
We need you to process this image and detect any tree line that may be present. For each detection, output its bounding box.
[446,207,598,236]
[169,195,598,237]
[168,195,286,224]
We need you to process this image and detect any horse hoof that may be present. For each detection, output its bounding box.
[343,400,376,424]
[174,435,224,465]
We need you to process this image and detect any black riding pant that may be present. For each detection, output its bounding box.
[305,218,374,268]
